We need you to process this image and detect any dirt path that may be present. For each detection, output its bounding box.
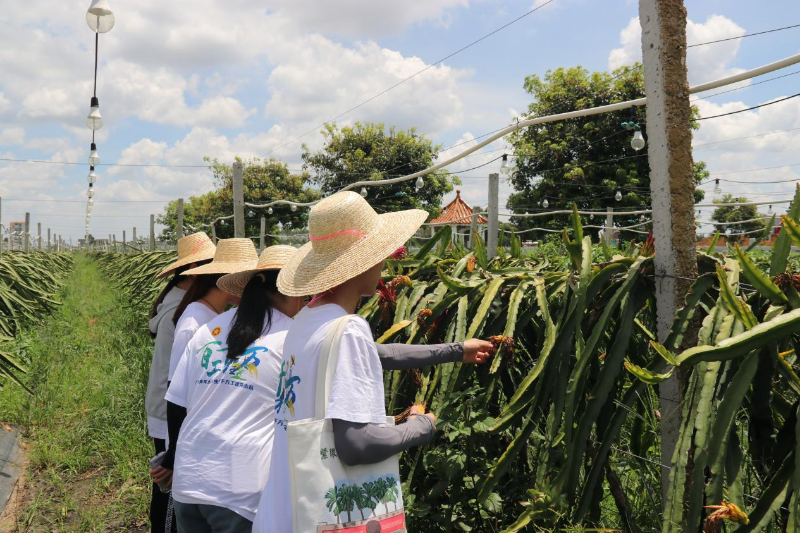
[0,255,152,532]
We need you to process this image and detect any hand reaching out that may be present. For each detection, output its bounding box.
[462,338,494,364]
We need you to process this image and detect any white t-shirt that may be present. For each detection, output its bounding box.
[165,307,291,522]
[252,304,385,533]
[168,301,218,381]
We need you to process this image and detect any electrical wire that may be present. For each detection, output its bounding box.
[693,92,800,121]
[687,23,800,48]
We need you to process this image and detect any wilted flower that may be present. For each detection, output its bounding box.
[703,501,749,533]
[466,255,476,273]
[391,246,408,260]
[417,308,433,327]
[393,275,412,287]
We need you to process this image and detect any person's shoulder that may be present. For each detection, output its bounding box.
[343,315,374,342]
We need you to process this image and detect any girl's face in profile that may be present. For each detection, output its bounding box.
[359,261,385,296]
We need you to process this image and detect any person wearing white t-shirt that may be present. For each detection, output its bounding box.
[252,192,493,533]
[153,246,304,533]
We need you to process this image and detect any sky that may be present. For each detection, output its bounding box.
[1,0,799,243]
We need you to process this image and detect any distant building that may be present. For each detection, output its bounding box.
[426,190,488,246]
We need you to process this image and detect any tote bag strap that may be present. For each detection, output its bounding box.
[314,314,354,420]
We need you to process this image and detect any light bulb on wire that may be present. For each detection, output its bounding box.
[291,204,297,212]
[87,97,103,130]
[713,179,722,195]
[415,176,424,191]
[542,198,549,209]
[630,129,646,151]
[86,0,115,33]
[88,143,99,166]
[768,205,773,214]
[500,154,510,175]
[360,187,368,197]
[268,207,273,215]
[615,190,623,202]
[87,189,94,199]
[87,169,97,185]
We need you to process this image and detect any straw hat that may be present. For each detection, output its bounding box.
[217,245,298,296]
[157,232,216,278]
[182,238,259,276]
[277,191,428,297]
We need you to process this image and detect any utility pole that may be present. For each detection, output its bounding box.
[604,208,614,246]
[24,212,30,253]
[123,230,127,251]
[639,0,697,498]
[233,161,245,238]
[47,228,51,252]
[487,173,499,258]
[149,215,156,251]
[37,223,41,250]
[259,216,266,252]
[132,227,137,244]
[176,198,185,241]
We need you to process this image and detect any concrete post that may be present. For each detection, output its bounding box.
[640,0,697,498]
[24,213,30,253]
[123,230,127,251]
[259,216,266,252]
[233,161,245,238]
[176,198,184,240]
[211,224,217,244]
[37,223,41,250]
[487,174,499,258]
[605,208,614,246]
[132,227,137,243]
[47,228,51,252]
[149,215,156,252]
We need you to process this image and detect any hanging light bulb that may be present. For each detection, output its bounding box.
[87,189,94,198]
[768,205,774,214]
[87,97,103,130]
[86,0,115,33]
[415,176,424,190]
[87,169,97,185]
[500,154,511,175]
[590,213,594,220]
[542,198,549,209]
[714,179,722,195]
[88,142,100,166]
[360,187,368,197]
[247,210,255,217]
[630,129,646,151]
[88,197,94,205]
[268,207,273,215]
[615,190,623,202]
[291,204,297,212]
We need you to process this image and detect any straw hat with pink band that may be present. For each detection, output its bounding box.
[217,245,298,296]
[182,238,259,276]
[157,232,217,279]
[277,191,428,297]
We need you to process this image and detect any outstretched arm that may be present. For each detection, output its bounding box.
[376,338,493,370]
[333,415,435,466]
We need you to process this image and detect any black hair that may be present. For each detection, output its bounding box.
[149,263,197,337]
[227,270,281,359]
[172,273,225,326]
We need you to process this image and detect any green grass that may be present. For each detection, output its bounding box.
[0,254,152,532]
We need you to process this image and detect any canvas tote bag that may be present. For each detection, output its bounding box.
[287,315,407,533]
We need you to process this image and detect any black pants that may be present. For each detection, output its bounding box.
[150,438,177,533]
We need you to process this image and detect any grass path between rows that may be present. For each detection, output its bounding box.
[0,254,151,532]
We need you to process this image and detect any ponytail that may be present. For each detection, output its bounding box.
[227,270,280,359]
[173,273,225,326]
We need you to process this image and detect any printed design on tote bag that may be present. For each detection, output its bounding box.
[275,355,300,430]
[318,474,405,532]
[195,340,266,390]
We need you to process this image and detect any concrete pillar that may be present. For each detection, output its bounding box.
[233,161,245,238]
[487,174,499,258]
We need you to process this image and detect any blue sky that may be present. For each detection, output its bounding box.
[1,0,799,242]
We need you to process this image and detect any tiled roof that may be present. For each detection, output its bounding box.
[429,190,488,225]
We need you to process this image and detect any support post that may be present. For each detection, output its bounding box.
[605,208,614,246]
[132,227,137,244]
[487,173,499,258]
[37,223,41,250]
[149,215,156,251]
[260,216,266,252]
[24,212,30,253]
[470,208,479,250]
[47,228,51,252]
[0,196,3,257]
[233,161,245,238]
[639,0,697,499]
[123,230,127,250]
[211,224,217,244]
[176,198,184,240]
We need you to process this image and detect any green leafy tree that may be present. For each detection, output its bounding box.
[711,194,767,243]
[157,157,321,242]
[360,481,378,518]
[324,486,341,524]
[301,122,459,217]
[338,483,355,523]
[383,476,400,512]
[506,64,707,236]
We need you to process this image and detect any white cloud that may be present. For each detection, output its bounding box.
[0,93,10,114]
[0,127,25,146]
[608,15,746,85]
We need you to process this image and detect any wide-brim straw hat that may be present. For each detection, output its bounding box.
[158,232,216,278]
[182,238,259,276]
[217,245,298,296]
[277,191,428,297]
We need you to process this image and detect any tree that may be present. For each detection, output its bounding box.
[711,194,767,243]
[506,64,707,237]
[157,157,321,242]
[301,122,459,218]
[324,486,341,524]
